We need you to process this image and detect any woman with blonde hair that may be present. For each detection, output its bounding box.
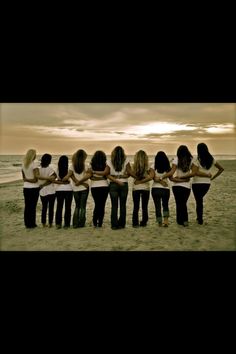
[62,149,90,228]
[106,146,133,229]
[131,150,154,227]
[21,149,40,228]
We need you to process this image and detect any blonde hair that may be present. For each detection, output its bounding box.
[133,150,149,179]
[23,149,36,169]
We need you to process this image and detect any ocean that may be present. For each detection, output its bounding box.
[1,154,236,184]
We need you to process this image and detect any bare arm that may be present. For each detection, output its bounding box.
[107,175,124,186]
[134,168,155,185]
[125,163,137,178]
[211,162,224,181]
[92,166,110,177]
[22,168,39,183]
[179,163,198,179]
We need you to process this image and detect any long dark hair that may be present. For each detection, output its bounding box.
[111,146,126,172]
[91,150,107,171]
[72,149,87,174]
[154,151,171,173]
[197,143,214,169]
[41,153,52,168]
[58,155,69,179]
[177,145,193,172]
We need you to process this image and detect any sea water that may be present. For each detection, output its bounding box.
[1,154,236,184]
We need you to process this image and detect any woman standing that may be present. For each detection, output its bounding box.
[131,150,153,227]
[88,150,110,227]
[54,155,73,229]
[107,146,132,230]
[167,145,198,227]
[151,151,171,227]
[21,149,40,228]
[38,153,56,228]
[63,150,90,228]
[192,143,224,224]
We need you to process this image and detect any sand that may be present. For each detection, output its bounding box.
[1,160,236,251]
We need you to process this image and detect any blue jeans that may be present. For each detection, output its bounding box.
[109,182,128,228]
[132,190,150,226]
[151,188,170,223]
[55,191,73,227]
[73,189,89,227]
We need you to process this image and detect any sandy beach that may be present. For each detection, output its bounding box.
[0,160,236,251]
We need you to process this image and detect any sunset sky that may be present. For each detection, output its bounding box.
[1,103,235,155]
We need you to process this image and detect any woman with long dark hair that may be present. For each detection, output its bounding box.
[38,153,56,228]
[106,146,133,229]
[21,149,40,228]
[165,145,198,226]
[151,151,171,227]
[88,150,110,227]
[54,155,73,229]
[192,143,224,224]
[61,150,90,228]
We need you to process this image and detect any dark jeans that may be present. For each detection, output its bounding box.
[192,183,210,223]
[55,191,73,227]
[73,189,89,227]
[23,187,40,228]
[151,188,170,223]
[91,187,109,227]
[109,182,128,228]
[172,186,191,225]
[132,190,150,226]
[40,193,56,225]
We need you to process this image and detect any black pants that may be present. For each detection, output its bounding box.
[55,191,73,227]
[109,182,128,228]
[192,184,210,223]
[73,189,89,227]
[23,187,40,228]
[151,188,170,223]
[91,187,109,227]
[132,190,150,226]
[40,194,56,225]
[172,186,191,225]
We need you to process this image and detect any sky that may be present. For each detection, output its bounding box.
[0,103,235,156]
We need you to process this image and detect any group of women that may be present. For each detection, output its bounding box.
[21,143,224,230]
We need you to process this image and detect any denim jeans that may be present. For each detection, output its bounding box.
[172,186,191,225]
[91,187,109,227]
[73,189,89,227]
[23,187,40,228]
[132,190,150,226]
[192,183,210,223]
[40,193,56,225]
[109,182,128,228]
[151,188,170,223]
[55,191,73,227]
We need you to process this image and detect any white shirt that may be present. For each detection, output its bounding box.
[107,158,130,183]
[22,161,39,188]
[69,163,90,192]
[172,157,195,189]
[192,158,216,184]
[132,163,151,191]
[89,163,109,188]
[55,170,73,192]
[151,164,170,189]
[38,166,56,196]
